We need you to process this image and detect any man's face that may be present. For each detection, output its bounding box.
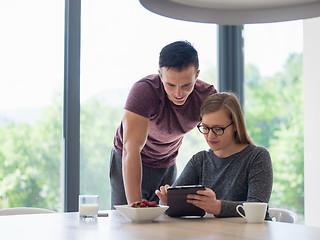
[159,65,199,106]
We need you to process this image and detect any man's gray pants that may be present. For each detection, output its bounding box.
[109,148,177,209]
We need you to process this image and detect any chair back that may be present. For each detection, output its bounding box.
[0,207,55,216]
[269,208,297,223]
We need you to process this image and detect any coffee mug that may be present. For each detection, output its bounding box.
[236,202,267,223]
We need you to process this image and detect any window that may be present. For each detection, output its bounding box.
[244,20,304,223]
[1,1,304,217]
[0,0,64,211]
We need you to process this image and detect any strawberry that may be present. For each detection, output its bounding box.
[148,201,157,207]
[142,199,149,206]
[131,203,139,208]
[140,202,147,207]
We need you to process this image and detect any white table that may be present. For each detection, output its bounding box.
[1,210,320,240]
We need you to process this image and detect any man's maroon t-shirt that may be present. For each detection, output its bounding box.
[113,74,217,168]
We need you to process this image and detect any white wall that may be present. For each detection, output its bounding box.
[304,17,320,227]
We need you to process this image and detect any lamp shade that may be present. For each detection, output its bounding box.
[139,0,320,25]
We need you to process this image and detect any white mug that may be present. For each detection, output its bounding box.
[236,202,267,223]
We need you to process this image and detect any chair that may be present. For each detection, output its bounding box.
[269,208,298,223]
[0,207,55,216]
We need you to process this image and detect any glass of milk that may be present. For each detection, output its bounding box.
[79,195,99,220]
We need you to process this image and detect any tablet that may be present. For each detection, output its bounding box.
[166,185,206,217]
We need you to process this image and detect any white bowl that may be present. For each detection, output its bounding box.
[114,205,169,222]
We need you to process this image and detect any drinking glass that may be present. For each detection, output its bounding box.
[79,195,99,220]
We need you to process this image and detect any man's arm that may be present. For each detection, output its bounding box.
[121,110,149,204]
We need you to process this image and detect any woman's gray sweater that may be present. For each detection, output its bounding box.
[173,144,273,218]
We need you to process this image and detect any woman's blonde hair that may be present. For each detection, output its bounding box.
[200,92,253,144]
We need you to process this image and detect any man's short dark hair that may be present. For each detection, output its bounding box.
[159,41,199,71]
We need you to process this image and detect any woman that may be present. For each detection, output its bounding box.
[155,92,273,218]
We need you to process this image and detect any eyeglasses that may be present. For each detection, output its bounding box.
[197,122,233,136]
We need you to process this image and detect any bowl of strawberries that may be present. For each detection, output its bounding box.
[114,200,169,222]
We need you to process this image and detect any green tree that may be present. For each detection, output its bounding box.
[80,97,122,209]
[0,94,62,210]
[245,64,284,148]
[268,54,304,217]
[245,53,304,221]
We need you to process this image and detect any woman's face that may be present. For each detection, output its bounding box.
[201,109,236,156]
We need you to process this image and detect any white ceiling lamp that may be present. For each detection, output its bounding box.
[139,0,320,25]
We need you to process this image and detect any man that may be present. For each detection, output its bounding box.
[110,40,217,208]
